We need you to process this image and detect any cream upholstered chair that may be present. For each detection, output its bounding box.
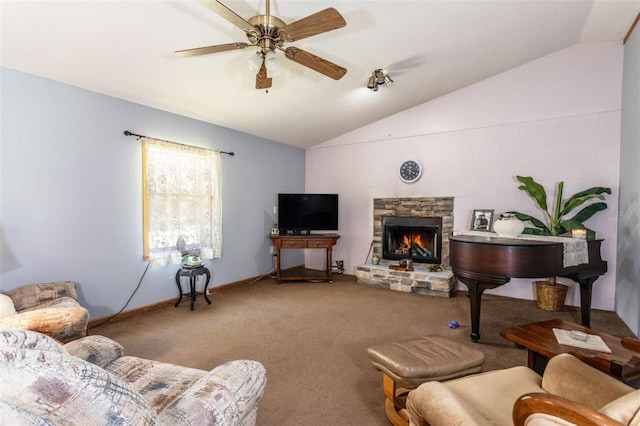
[407,353,640,426]
[0,328,267,425]
[0,281,89,343]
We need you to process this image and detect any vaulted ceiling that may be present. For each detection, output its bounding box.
[2,1,639,148]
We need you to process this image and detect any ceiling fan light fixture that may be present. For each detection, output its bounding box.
[264,50,281,77]
[248,52,263,73]
[249,50,280,77]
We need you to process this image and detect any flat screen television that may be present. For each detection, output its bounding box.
[278,193,338,234]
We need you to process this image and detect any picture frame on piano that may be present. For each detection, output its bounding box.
[471,209,494,232]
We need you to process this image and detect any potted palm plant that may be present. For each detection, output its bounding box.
[507,175,611,311]
[508,176,611,239]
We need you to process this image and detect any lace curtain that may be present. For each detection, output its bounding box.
[142,138,223,266]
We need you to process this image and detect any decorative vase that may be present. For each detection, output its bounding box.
[493,214,525,238]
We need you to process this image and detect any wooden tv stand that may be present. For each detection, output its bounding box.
[270,234,340,284]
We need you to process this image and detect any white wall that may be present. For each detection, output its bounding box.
[617,26,640,336]
[306,42,623,311]
[0,68,305,319]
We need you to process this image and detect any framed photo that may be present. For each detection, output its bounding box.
[470,209,494,232]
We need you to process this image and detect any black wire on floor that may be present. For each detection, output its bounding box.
[90,261,151,329]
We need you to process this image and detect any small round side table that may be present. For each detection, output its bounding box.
[174,265,211,311]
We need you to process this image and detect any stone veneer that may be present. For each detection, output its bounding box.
[356,264,456,297]
[356,197,456,298]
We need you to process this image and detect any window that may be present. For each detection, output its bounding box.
[142,138,222,265]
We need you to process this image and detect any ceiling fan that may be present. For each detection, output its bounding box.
[176,0,347,89]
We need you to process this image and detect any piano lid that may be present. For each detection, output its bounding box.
[449,234,605,279]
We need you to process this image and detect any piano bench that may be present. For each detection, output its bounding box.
[367,335,485,426]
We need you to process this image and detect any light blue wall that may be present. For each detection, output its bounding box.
[618,27,640,336]
[0,67,304,319]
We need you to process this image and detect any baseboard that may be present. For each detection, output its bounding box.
[88,299,176,329]
[87,267,303,330]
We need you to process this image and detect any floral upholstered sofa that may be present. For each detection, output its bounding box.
[0,328,267,425]
[0,281,89,343]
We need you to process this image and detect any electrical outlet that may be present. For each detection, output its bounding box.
[270,245,276,254]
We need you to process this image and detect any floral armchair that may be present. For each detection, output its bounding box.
[0,328,267,425]
[0,281,89,342]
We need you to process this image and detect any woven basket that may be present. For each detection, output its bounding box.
[535,280,568,311]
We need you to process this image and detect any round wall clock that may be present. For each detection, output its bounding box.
[399,160,422,183]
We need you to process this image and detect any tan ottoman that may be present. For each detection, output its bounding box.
[367,335,485,426]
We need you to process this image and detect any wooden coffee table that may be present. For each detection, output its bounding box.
[500,319,640,386]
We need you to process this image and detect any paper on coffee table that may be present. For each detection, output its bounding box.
[553,328,612,353]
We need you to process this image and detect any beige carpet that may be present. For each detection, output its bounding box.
[91,274,636,426]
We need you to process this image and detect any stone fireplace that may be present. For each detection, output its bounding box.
[356,197,456,297]
[373,197,453,268]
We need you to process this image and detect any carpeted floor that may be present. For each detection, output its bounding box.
[91,274,636,426]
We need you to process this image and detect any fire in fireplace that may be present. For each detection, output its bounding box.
[382,216,442,264]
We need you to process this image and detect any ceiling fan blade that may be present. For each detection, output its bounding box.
[279,8,346,42]
[284,47,347,80]
[175,42,249,58]
[256,57,273,89]
[197,0,258,36]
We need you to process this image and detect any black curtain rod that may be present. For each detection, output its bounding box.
[123,130,235,156]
